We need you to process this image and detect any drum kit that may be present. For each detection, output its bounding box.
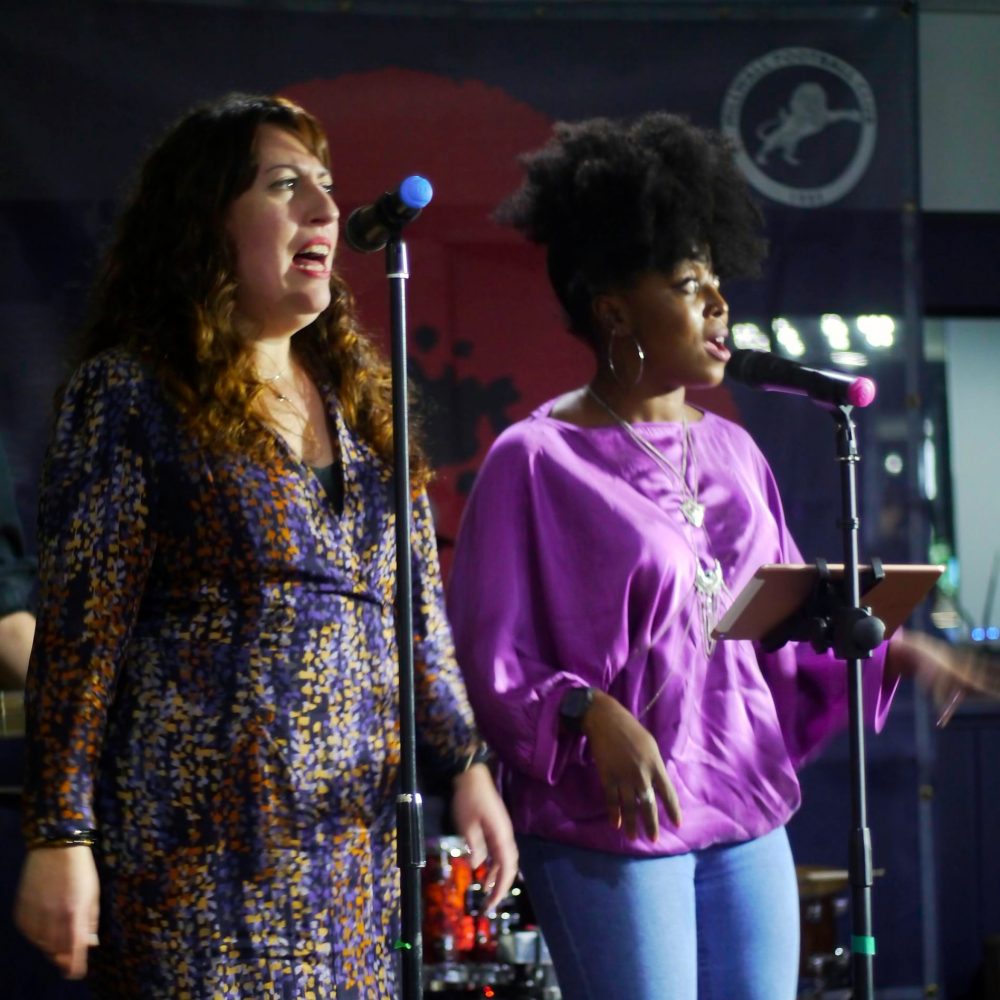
[422,838,862,1000]
[422,836,560,998]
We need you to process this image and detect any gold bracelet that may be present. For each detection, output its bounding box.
[460,742,494,773]
[28,828,97,849]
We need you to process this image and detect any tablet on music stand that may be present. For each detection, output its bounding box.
[711,563,944,642]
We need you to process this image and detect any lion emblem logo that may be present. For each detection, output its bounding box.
[721,48,877,208]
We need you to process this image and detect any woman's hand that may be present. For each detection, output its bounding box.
[887,631,998,727]
[582,690,682,841]
[14,846,100,979]
[450,763,519,914]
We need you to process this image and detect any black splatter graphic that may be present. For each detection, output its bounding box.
[409,324,520,494]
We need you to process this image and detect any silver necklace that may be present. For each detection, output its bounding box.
[586,385,726,662]
[586,386,705,528]
[260,368,291,403]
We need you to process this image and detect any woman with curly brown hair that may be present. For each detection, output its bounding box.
[446,112,969,999]
[13,92,516,999]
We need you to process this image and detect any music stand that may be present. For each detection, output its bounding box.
[714,561,943,649]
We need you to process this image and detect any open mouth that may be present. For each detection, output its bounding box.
[292,242,332,274]
[705,334,730,362]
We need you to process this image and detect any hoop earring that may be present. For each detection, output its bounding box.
[607,332,645,388]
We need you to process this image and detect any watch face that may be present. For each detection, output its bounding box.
[561,686,593,720]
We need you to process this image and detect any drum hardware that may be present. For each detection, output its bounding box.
[796,864,884,999]
[799,946,851,998]
[0,690,24,738]
[423,836,560,998]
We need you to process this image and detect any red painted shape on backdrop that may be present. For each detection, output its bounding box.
[282,71,740,571]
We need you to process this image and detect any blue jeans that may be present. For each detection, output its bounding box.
[516,825,800,1000]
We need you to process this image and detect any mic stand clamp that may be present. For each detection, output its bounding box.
[761,557,887,659]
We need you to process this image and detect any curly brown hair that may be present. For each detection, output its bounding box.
[77,92,428,484]
[497,111,768,347]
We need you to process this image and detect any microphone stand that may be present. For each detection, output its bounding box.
[831,404,879,1000]
[760,403,883,998]
[383,234,425,1000]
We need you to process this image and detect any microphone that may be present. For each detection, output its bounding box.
[343,175,433,253]
[726,348,877,409]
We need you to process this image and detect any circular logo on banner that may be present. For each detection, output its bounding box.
[721,47,877,208]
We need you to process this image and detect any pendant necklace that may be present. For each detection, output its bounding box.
[586,385,727,660]
[587,386,705,527]
[258,366,315,457]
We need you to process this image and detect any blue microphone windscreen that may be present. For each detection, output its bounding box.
[399,175,433,209]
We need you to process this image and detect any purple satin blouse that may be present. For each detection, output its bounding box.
[447,400,897,856]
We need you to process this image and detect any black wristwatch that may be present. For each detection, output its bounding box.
[559,686,596,734]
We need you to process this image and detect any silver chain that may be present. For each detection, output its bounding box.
[586,386,705,527]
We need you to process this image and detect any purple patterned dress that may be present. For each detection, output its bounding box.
[23,349,478,998]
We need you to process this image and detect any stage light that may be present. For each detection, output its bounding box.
[821,313,851,351]
[732,322,770,351]
[772,318,805,357]
[856,314,896,348]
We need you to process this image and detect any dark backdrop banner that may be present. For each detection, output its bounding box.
[1,1,918,558]
[1,1,930,992]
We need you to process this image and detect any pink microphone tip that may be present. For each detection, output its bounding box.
[848,377,877,408]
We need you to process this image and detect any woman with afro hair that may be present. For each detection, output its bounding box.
[447,112,967,998]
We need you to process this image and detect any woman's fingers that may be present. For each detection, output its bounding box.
[620,789,641,840]
[606,778,680,841]
[935,689,964,728]
[449,762,519,915]
[637,784,659,841]
[465,828,487,870]
[481,848,519,914]
[604,785,623,832]
[635,767,682,841]
[479,821,519,914]
[14,846,100,979]
[586,692,682,841]
[46,907,94,979]
[60,905,99,979]
[20,905,88,979]
[653,765,683,829]
[892,632,1000,727]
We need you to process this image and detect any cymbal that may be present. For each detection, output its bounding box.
[796,865,885,898]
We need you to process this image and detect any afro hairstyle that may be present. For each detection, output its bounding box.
[497,111,767,344]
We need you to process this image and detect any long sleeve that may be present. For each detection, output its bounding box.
[447,429,607,786]
[410,489,480,772]
[23,355,157,841]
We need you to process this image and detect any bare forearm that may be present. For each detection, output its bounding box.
[0,610,36,689]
